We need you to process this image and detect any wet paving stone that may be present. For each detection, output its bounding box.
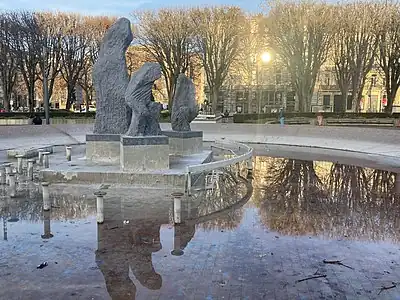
[0,156,400,299]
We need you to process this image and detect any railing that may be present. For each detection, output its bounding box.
[185,140,254,195]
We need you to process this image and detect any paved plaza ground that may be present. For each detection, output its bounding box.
[1,123,400,160]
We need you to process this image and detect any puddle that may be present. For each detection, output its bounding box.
[0,157,399,299]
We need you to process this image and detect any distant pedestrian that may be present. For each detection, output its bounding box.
[279,108,285,127]
[32,114,42,125]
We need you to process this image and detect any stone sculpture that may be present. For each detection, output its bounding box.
[125,62,163,136]
[93,18,133,135]
[171,74,198,131]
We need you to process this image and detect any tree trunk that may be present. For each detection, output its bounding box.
[166,73,179,113]
[3,93,10,112]
[66,84,75,111]
[385,89,397,113]
[340,93,347,113]
[85,91,90,112]
[297,87,311,112]
[48,78,56,103]
[167,87,174,113]
[28,84,35,113]
[210,87,219,114]
[355,88,363,112]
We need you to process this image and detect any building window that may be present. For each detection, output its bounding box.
[324,76,330,86]
[244,90,249,101]
[323,95,330,106]
[276,72,282,85]
[275,92,282,104]
[236,91,244,101]
[262,91,268,102]
[371,75,377,87]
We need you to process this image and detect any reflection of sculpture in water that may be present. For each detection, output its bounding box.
[96,218,195,299]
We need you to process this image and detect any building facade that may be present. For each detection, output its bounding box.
[309,65,400,113]
[205,56,295,114]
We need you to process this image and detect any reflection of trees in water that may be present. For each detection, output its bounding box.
[258,158,326,204]
[255,157,400,241]
[257,159,327,237]
[370,170,396,200]
[328,164,370,207]
[197,209,243,231]
[0,186,95,222]
[190,170,248,231]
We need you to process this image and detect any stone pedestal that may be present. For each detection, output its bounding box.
[162,131,203,156]
[120,136,169,172]
[86,134,120,164]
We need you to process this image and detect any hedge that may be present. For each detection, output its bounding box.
[0,110,171,122]
[233,112,400,123]
[0,110,96,119]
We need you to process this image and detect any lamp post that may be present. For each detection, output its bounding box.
[258,51,272,113]
[43,32,50,125]
[369,74,377,112]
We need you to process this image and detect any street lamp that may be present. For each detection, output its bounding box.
[369,74,377,112]
[42,28,50,125]
[257,51,272,113]
[261,52,272,64]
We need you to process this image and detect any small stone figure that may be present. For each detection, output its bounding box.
[125,63,163,136]
[93,18,133,135]
[171,74,198,131]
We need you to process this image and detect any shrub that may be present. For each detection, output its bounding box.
[233,112,399,123]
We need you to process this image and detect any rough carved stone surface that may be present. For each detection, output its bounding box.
[171,74,198,131]
[125,62,163,136]
[93,18,133,134]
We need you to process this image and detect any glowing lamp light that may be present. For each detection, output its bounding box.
[261,52,272,63]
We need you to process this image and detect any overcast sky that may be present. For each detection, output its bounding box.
[0,0,263,16]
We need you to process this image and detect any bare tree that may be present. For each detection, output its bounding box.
[230,13,267,86]
[59,14,88,110]
[35,12,64,105]
[79,16,116,111]
[83,15,117,64]
[378,2,400,113]
[8,11,42,112]
[134,9,194,110]
[266,0,334,112]
[78,56,94,112]
[332,2,381,112]
[0,13,18,112]
[192,6,246,113]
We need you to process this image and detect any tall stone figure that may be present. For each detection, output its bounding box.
[93,18,133,134]
[125,63,163,136]
[171,74,198,131]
